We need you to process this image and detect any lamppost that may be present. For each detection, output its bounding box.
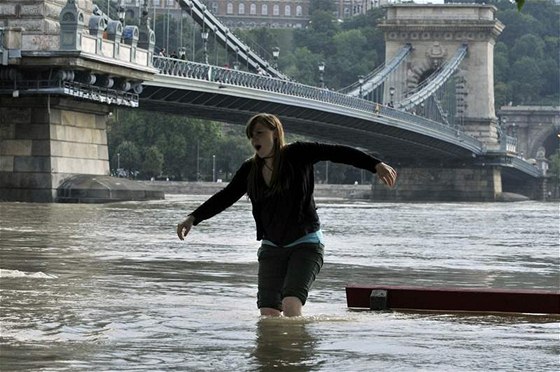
[201,29,209,64]
[389,86,395,108]
[272,47,280,69]
[318,62,325,88]
[358,75,364,98]
[245,46,250,70]
[224,29,229,63]
[497,116,506,146]
[196,140,200,181]
[117,0,126,25]
[212,155,216,182]
[117,152,121,175]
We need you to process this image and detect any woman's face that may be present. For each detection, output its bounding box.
[250,122,276,159]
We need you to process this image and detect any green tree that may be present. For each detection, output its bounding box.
[309,0,337,14]
[114,141,141,176]
[329,29,376,88]
[142,146,164,179]
[509,56,543,104]
[494,42,510,83]
[547,150,560,198]
[215,135,253,181]
[497,8,542,47]
[539,57,560,103]
[283,47,322,86]
[108,110,223,180]
[511,34,545,59]
[494,81,511,108]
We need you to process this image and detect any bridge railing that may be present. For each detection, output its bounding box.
[152,56,481,150]
[153,56,374,111]
[505,135,517,153]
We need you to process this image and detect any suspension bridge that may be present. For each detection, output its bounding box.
[0,1,552,202]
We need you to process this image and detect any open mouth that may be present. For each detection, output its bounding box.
[254,145,262,151]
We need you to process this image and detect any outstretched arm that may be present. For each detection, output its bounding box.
[176,160,251,241]
[375,162,397,188]
[289,142,398,187]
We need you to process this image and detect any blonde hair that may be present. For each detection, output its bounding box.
[245,113,288,198]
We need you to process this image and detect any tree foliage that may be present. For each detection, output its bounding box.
[108,110,249,181]
[493,0,559,106]
[548,149,560,198]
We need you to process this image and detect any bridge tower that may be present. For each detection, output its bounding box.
[0,0,161,202]
[380,4,504,149]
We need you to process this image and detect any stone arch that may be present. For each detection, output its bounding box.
[530,128,559,159]
[406,58,433,91]
[405,41,451,92]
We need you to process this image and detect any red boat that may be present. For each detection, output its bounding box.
[346,284,560,315]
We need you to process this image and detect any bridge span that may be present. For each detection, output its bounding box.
[142,58,482,162]
[0,1,551,202]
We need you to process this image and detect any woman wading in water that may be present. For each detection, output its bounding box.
[177,113,397,317]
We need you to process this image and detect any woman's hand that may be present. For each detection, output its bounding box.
[375,162,397,188]
[177,215,195,241]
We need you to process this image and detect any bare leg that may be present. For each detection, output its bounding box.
[282,296,303,317]
[260,307,282,317]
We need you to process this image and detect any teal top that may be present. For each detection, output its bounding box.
[262,230,324,248]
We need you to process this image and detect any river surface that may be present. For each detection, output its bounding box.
[0,196,558,371]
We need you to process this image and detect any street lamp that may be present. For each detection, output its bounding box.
[117,0,126,25]
[245,46,250,70]
[389,86,395,108]
[358,75,364,98]
[196,140,200,181]
[224,29,229,62]
[212,155,216,182]
[201,29,209,64]
[318,62,325,88]
[272,47,280,69]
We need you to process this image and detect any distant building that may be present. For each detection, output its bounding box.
[207,0,391,29]
[336,0,391,20]
[115,0,390,30]
[202,1,310,29]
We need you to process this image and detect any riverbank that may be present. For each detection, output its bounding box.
[136,180,373,199]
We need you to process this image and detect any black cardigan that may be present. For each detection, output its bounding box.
[190,142,381,246]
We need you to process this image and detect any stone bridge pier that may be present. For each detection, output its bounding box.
[382,4,504,149]
[0,0,162,202]
[377,4,548,201]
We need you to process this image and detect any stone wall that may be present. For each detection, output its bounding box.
[497,106,560,160]
[138,168,505,202]
[0,0,94,51]
[136,181,373,199]
[0,96,110,202]
[371,166,502,201]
